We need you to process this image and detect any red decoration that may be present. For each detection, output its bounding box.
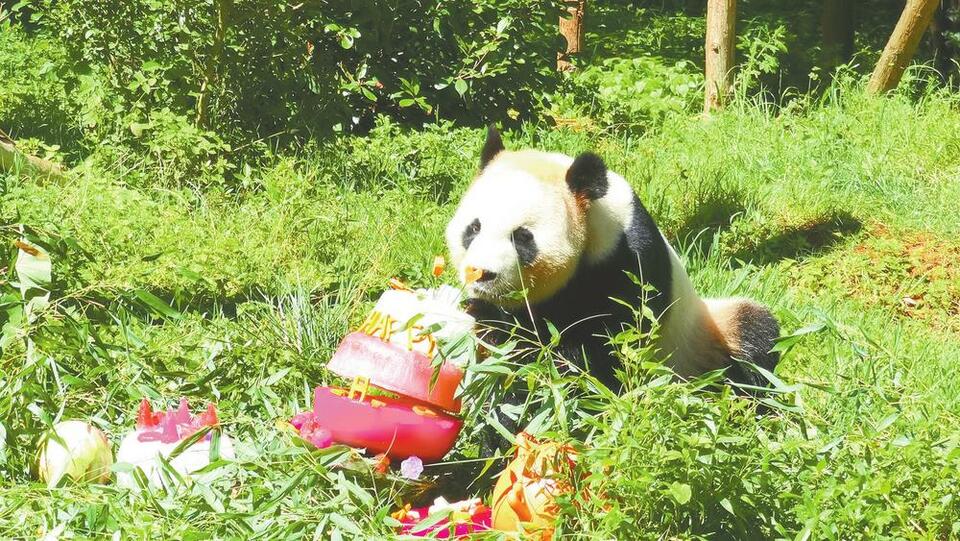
[373,453,391,474]
[136,398,160,428]
[134,398,220,444]
[198,403,219,427]
[394,499,492,538]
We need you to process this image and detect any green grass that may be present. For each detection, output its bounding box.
[3,84,960,539]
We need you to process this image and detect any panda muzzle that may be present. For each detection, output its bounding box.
[464,265,498,284]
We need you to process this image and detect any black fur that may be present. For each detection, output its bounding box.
[566,152,609,200]
[476,270,498,283]
[470,194,673,393]
[479,125,504,169]
[533,194,672,389]
[726,303,781,388]
[462,218,481,249]
[511,227,538,266]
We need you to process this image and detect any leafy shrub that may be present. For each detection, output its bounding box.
[552,57,702,129]
[36,0,564,142]
[0,25,81,152]
[120,108,233,190]
[312,117,480,202]
[735,19,793,96]
[585,3,707,65]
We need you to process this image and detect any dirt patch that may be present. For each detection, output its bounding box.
[841,224,960,327]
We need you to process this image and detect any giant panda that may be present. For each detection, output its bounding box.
[445,126,780,393]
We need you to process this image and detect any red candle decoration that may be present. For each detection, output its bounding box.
[135,398,220,444]
[117,397,234,491]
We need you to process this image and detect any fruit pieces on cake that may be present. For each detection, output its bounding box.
[393,497,492,538]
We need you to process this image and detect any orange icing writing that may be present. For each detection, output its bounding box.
[357,310,437,357]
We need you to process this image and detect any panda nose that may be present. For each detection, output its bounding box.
[477,270,498,282]
[464,266,498,284]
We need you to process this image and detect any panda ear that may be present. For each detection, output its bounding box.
[479,124,505,169]
[566,152,608,200]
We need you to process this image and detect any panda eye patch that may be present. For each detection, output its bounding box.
[462,218,481,249]
[511,227,538,266]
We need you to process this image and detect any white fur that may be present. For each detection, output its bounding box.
[584,170,635,263]
[499,152,636,264]
[447,152,638,303]
[655,237,725,376]
[446,159,584,303]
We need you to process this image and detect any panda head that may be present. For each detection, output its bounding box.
[445,126,610,307]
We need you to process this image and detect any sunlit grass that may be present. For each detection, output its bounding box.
[3,86,960,538]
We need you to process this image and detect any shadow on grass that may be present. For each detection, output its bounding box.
[730,211,862,266]
[673,186,749,257]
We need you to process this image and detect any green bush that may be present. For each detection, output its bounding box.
[552,57,702,129]
[0,26,81,152]
[37,0,564,142]
[312,117,479,202]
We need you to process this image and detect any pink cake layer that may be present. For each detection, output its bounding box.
[326,332,463,413]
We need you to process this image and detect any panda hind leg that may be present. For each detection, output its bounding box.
[704,298,781,389]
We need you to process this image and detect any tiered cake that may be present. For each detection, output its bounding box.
[291,285,474,462]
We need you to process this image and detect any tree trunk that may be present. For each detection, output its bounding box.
[0,131,63,179]
[821,0,855,70]
[558,0,586,72]
[867,0,940,93]
[704,0,737,113]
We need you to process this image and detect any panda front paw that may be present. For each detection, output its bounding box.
[464,298,512,346]
[463,298,503,323]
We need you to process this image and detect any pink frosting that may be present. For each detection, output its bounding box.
[399,505,492,538]
[290,386,462,462]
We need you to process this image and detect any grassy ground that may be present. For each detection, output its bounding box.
[3,85,960,539]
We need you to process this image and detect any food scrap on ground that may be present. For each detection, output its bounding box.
[432,255,446,277]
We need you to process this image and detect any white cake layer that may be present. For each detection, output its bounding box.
[371,286,474,365]
[115,429,235,490]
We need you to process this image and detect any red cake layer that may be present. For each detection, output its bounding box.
[291,386,462,462]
